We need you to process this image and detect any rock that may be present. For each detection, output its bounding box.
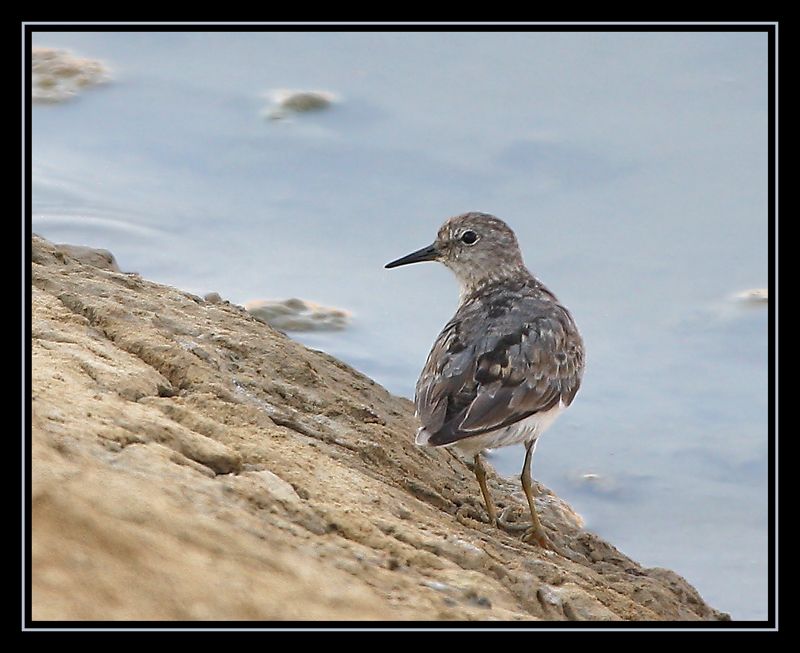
[32,47,110,103]
[203,292,223,304]
[245,298,351,332]
[733,288,768,303]
[55,243,121,272]
[264,89,337,120]
[565,470,621,496]
[31,235,122,272]
[30,233,728,621]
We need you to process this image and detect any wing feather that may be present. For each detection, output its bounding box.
[415,284,584,447]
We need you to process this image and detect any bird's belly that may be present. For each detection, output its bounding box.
[446,402,565,458]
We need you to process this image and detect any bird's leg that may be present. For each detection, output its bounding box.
[473,453,497,527]
[520,440,556,550]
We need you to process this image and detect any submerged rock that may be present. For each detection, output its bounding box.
[733,288,768,303]
[32,47,110,103]
[264,89,337,120]
[564,470,621,497]
[30,234,728,621]
[245,297,350,331]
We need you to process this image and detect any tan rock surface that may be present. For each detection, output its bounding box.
[30,234,729,621]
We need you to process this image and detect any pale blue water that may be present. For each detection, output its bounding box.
[30,31,770,620]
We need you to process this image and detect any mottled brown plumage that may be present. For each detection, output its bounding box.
[416,277,583,447]
[386,212,585,550]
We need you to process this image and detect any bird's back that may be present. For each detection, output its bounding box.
[415,276,584,447]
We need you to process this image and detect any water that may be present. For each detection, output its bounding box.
[30,30,769,620]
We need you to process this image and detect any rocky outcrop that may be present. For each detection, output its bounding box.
[30,234,728,621]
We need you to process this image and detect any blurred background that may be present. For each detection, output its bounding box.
[30,30,769,620]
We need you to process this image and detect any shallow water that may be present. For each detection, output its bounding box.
[30,30,769,620]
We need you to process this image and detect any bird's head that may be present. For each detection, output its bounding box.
[385,212,527,293]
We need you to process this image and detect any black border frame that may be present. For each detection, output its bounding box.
[21,20,780,633]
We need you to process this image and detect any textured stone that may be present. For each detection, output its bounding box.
[30,234,729,621]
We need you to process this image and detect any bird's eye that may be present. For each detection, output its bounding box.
[461,230,478,245]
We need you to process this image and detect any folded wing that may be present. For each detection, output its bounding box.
[415,290,583,447]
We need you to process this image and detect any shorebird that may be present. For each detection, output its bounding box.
[385,212,585,549]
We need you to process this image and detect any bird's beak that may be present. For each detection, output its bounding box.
[385,243,439,269]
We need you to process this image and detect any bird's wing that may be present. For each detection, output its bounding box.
[415,294,583,447]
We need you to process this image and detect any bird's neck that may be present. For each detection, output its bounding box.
[456,266,538,303]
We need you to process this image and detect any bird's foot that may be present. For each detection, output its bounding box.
[521,525,567,556]
[521,525,551,547]
[497,505,529,533]
[455,503,495,528]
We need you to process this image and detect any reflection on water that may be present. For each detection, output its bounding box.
[30,31,769,620]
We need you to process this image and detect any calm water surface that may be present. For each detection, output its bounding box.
[30,31,769,620]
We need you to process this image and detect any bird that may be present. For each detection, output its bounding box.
[385,212,585,549]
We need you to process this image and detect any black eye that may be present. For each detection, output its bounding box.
[461,230,478,245]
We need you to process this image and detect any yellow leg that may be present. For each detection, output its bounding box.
[473,453,497,527]
[520,440,553,549]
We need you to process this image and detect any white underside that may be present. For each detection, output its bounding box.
[416,401,566,458]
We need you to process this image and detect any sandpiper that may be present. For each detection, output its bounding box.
[385,212,585,549]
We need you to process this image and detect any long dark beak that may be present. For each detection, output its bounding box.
[385,243,439,269]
